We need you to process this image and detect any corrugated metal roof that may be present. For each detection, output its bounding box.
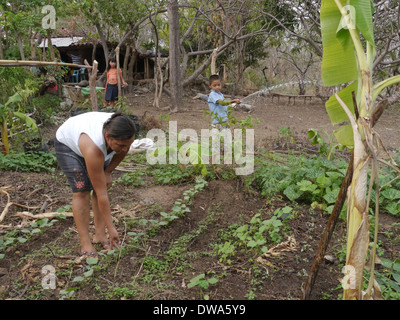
[38,37,83,48]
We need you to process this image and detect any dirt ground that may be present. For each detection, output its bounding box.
[1,87,400,301]
[128,87,400,153]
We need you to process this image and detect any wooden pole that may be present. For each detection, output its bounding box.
[0,59,92,69]
[85,59,99,111]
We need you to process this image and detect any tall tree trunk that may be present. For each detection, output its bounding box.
[91,41,97,65]
[211,48,218,75]
[96,23,110,67]
[116,47,122,99]
[47,30,55,61]
[30,32,37,61]
[16,32,25,61]
[168,0,181,113]
[123,45,130,82]
[0,29,4,59]
[236,41,245,88]
[127,44,136,86]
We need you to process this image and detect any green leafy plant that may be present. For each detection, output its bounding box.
[226,107,261,130]
[234,207,292,249]
[125,178,208,250]
[0,218,60,259]
[106,285,138,299]
[30,94,63,125]
[72,256,99,282]
[0,85,38,154]
[249,152,348,214]
[374,258,400,300]
[116,171,146,187]
[188,273,219,290]
[187,273,219,299]
[284,175,342,211]
[214,206,294,265]
[151,165,196,185]
[158,177,208,227]
[216,241,236,264]
[151,109,259,178]
[59,287,80,300]
[0,151,57,172]
[151,136,210,178]
[275,126,295,149]
[308,128,347,159]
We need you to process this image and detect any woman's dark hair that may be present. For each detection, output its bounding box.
[106,57,117,72]
[103,111,137,140]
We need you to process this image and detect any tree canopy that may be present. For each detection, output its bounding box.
[1,0,399,92]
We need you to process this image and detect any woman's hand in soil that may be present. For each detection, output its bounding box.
[108,226,121,250]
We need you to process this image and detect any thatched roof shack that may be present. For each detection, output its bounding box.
[38,36,105,73]
[38,37,162,84]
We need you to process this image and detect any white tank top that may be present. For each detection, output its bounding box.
[56,112,115,161]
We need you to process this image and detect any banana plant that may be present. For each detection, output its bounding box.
[321,0,400,300]
[0,88,38,155]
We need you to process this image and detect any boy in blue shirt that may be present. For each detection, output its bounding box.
[207,74,241,164]
[208,74,241,127]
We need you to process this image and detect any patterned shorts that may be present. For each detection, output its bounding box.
[54,139,109,193]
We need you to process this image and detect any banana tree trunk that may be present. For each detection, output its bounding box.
[345,135,369,299]
[342,36,373,299]
[0,120,10,155]
[336,93,371,300]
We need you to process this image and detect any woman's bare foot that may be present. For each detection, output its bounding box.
[80,250,98,259]
[79,243,98,259]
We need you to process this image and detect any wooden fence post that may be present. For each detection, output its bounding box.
[85,59,98,111]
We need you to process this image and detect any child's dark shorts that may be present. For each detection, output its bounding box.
[105,83,118,101]
[54,139,110,193]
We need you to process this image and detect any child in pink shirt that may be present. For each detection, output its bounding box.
[104,57,128,109]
